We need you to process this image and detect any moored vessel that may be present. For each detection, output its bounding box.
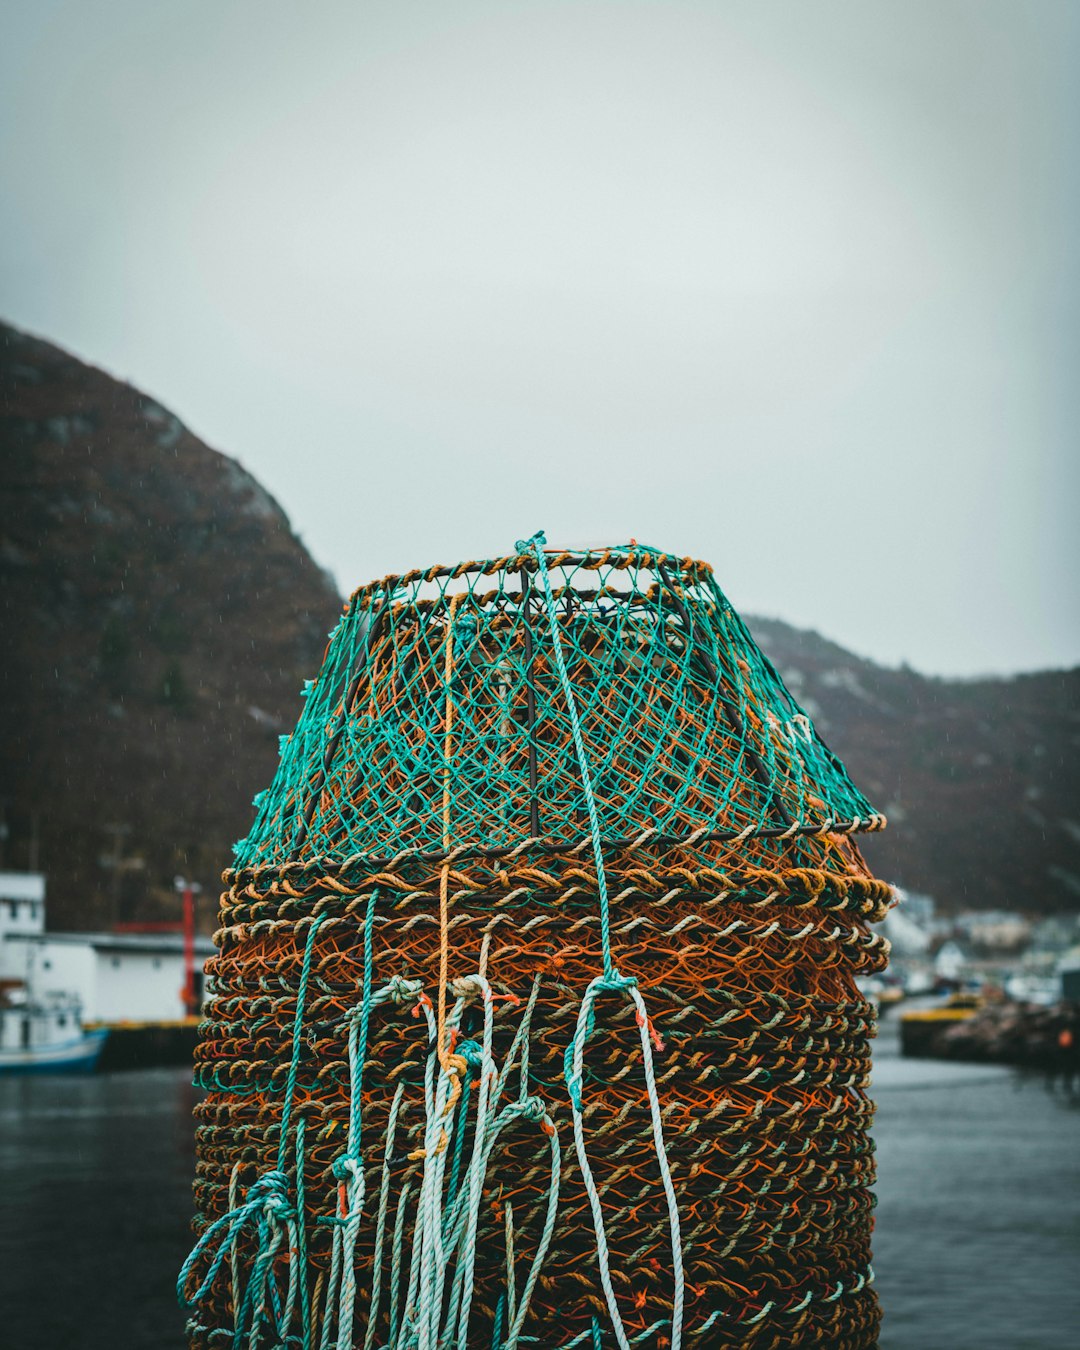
[0,990,108,1073]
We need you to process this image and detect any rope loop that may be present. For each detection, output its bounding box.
[177,1169,294,1308]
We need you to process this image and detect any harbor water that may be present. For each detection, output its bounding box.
[0,1017,1076,1350]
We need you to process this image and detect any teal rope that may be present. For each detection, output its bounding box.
[350,890,379,1147]
[518,530,617,981]
[446,1055,474,1205]
[320,890,379,1350]
[558,1319,667,1348]
[518,531,684,1350]
[296,1117,311,1350]
[278,914,325,1170]
[363,1078,407,1350]
[492,1293,507,1349]
[389,1177,413,1348]
[520,530,635,1103]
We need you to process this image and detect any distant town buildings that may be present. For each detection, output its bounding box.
[879,888,1079,1005]
[960,910,1032,954]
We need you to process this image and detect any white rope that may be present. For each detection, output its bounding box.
[565,977,685,1350]
[385,976,559,1350]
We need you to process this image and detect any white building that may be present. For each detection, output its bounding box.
[2,930,214,1023]
[881,904,931,958]
[934,939,971,984]
[0,871,213,1024]
[0,871,46,940]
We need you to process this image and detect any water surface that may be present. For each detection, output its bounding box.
[0,1021,1076,1349]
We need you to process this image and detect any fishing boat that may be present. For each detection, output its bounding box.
[0,990,108,1073]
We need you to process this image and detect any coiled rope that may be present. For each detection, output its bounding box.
[178,912,326,1348]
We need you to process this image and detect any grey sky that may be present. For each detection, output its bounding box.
[2,0,1077,675]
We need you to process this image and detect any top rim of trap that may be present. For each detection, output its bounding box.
[341,541,715,612]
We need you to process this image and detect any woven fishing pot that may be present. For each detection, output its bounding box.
[183,540,891,1350]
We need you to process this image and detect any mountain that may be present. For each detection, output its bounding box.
[2,320,1077,925]
[1,321,340,929]
[747,619,1079,913]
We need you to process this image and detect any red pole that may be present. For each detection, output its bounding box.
[182,883,196,1016]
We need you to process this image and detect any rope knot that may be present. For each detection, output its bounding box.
[253,1169,294,1221]
[382,974,424,1005]
[453,1037,484,1071]
[596,970,637,994]
[516,1095,548,1124]
[450,973,483,1003]
[515,529,547,553]
[446,1052,470,1079]
[248,1168,291,1208]
[331,1154,362,1184]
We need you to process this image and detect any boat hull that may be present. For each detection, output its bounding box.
[0,1027,109,1074]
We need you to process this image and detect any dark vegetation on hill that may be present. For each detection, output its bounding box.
[748,619,1079,913]
[2,320,1076,927]
[1,321,340,929]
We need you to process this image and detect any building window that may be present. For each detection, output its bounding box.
[152,957,162,969]
[111,957,121,969]
[57,1015,67,1028]
[42,959,52,970]
[7,901,15,919]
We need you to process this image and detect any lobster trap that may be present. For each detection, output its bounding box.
[182,535,891,1350]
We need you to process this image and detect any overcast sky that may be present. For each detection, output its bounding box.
[2,1,1077,676]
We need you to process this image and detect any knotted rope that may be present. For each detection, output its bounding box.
[390,972,559,1350]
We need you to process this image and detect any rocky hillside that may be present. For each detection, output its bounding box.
[749,619,1079,913]
[2,320,1076,926]
[0,321,340,929]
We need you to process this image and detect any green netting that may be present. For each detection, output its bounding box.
[234,542,878,869]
